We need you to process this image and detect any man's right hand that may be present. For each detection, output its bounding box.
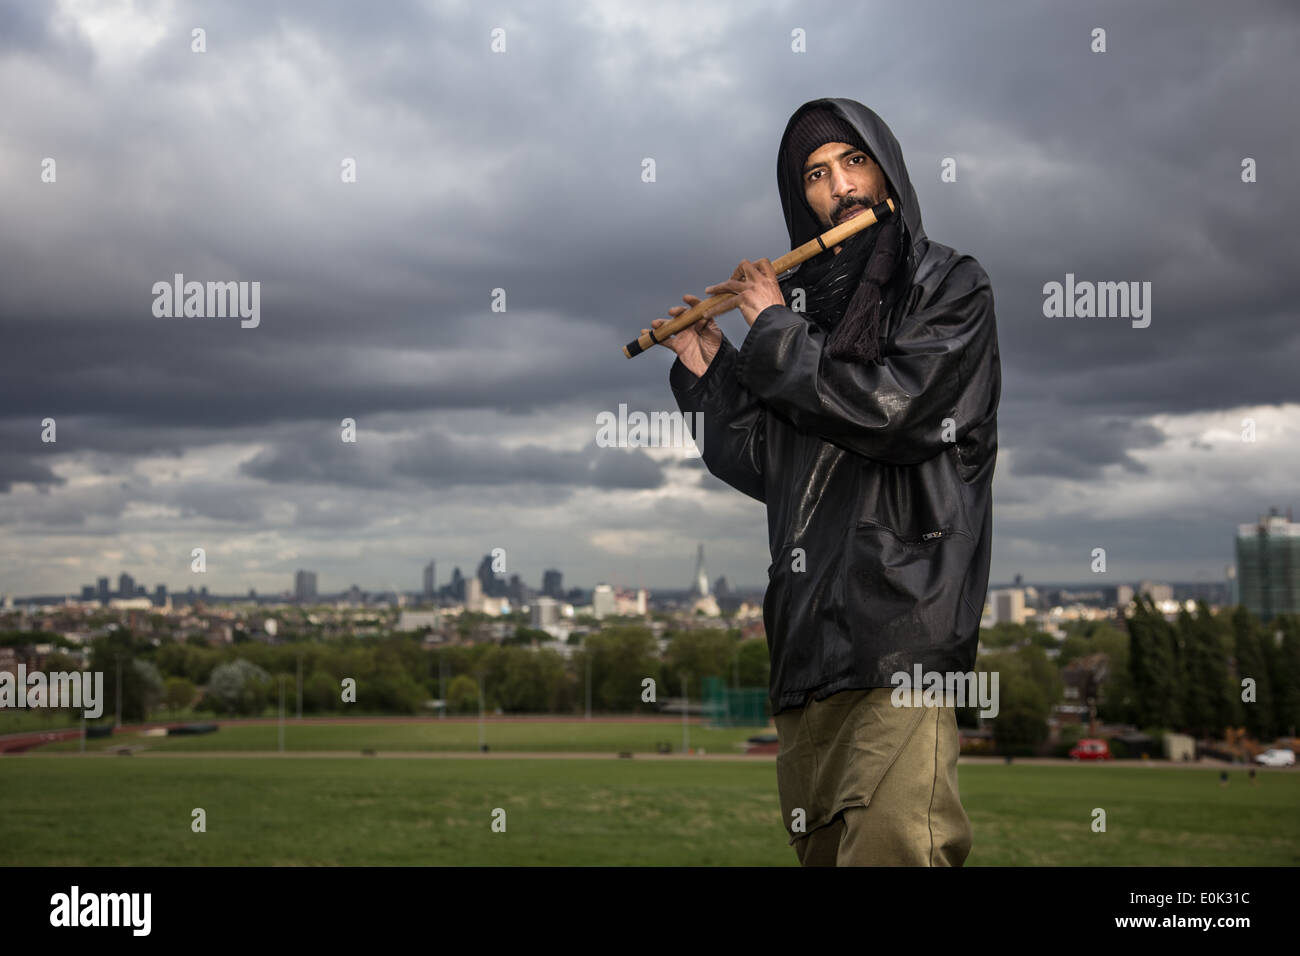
[642,294,722,378]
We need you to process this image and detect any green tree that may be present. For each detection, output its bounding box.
[580,627,659,712]
[1178,602,1238,737]
[447,674,480,714]
[1270,614,1300,739]
[1231,606,1274,738]
[734,638,770,688]
[1127,594,1184,728]
[162,676,197,716]
[663,630,734,691]
[204,659,272,716]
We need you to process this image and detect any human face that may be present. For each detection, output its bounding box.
[801,141,889,232]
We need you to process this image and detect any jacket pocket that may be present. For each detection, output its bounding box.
[844,521,975,638]
[854,520,969,547]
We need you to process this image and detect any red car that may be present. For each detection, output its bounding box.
[1069,738,1113,760]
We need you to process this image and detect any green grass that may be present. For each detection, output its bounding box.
[33,719,760,754]
[1,758,1294,865]
[0,710,101,734]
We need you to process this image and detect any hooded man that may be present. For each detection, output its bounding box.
[645,98,1001,866]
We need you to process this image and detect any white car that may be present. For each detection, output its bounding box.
[1254,748,1296,767]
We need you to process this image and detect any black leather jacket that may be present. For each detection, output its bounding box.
[669,98,1001,716]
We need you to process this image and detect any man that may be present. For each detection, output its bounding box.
[643,98,1000,866]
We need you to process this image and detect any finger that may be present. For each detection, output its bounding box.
[683,294,701,304]
[704,279,735,294]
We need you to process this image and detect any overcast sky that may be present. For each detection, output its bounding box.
[1,0,1297,599]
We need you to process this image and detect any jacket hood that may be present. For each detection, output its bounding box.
[776,98,926,280]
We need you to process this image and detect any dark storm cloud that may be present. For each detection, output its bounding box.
[0,0,1296,591]
[241,427,665,491]
[1006,415,1167,480]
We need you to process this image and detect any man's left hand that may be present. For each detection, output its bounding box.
[705,258,785,327]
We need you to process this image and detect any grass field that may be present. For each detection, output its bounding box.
[30,718,758,754]
[2,755,1295,866]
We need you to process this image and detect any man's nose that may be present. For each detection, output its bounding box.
[830,167,856,202]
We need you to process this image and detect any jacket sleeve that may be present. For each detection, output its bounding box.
[669,335,767,503]
[733,255,998,467]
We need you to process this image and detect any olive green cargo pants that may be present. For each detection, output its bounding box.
[775,686,972,866]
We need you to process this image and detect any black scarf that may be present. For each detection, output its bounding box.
[780,213,903,364]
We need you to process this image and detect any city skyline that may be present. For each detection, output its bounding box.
[2,2,1297,598]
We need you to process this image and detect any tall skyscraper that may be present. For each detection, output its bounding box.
[1236,508,1300,621]
[96,577,110,601]
[477,554,501,598]
[691,544,709,597]
[118,572,134,598]
[542,569,563,599]
[423,560,436,598]
[294,570,318,603]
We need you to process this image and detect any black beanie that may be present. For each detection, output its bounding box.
[786,107,870,199]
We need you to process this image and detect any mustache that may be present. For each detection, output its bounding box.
[833,197,873,219]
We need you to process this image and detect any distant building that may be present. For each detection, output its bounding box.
[531,597,560,628]
[398,610,442,632]
[1236,508,1300,621]
[614,588,648,616]
[691,544,710,597]
[423,560,436,599]
[1136,580,1174,603]
[80,585,95,601]
[466,577,482,610]
[690,593,721,617]
[118,572,135,598]
[1116,584,1135,609]
[476,554,503,598]
[447,567,466,602]
[592,584,616,619]
[542,569,563,599]
[109,597,154,611]
[96,577,110,601]
[294,570,318,603]
[991,589,1026,626]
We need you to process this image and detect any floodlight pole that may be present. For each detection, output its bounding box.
[477,673,486,751]
[681,673,689,755]
[278,677,285,753]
